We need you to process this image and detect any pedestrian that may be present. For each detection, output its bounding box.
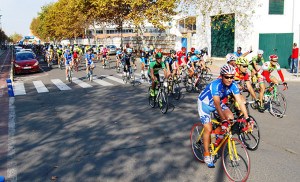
[290,43,299,73]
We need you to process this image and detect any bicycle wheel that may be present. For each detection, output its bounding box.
[202,67,212,82]
[148,87,156,108]
[269,92,287,118]
[89,70,93,82]
[190,123,205,163]
[185,80,193,92]
[172,82,181,100]
[158,90,168,114]
[222,138,250,182]
[238,115,260,151]
[250,88,260,110]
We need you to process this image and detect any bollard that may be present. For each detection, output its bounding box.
[6,79,14,97]
[0,176,5,182]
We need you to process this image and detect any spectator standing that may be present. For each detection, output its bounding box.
[290,43,299,73]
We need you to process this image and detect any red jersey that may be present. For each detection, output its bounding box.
[73,52,78,59]
[292,47,299,59]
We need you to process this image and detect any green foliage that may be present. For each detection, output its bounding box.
[9,33,23,43]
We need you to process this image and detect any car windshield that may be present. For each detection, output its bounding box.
[16,53,35,61]
[107,45,116,49]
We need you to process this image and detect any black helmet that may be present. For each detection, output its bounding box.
[155,53,163,59]
[170,50,176,54]
[88,48,93,52]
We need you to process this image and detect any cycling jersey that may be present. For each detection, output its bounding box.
[234,67,250,84]
[259,61,285,82]
[148,61,165,75]
[73,52,78,59]
[164,56,177,72]
[64,53,73,65]
[198,78,240,108]
[248,56,265,71]
[141,52,152,64]
[102,48,108,55]
[57,50,63,56]
[177,51,187,65]
[234,51,243,57]
[85,53,95,65]
[187,55,199,68]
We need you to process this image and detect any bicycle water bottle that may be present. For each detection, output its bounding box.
[211,132,216,143]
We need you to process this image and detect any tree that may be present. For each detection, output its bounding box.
[9,33,23,43]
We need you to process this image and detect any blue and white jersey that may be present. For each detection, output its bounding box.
[188,55,199,66]
[234,51,243,57]
[85,53,95,64]
[116,50,122,55]
[126,48,133,54]
[64,53,73,65]
[198,79,240,108]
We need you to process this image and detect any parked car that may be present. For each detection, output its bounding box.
[14,52,40,74]
[19,49,36,57]
[107,45,117,55]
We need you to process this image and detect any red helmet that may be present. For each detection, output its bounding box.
[181,47,186,52]
[191,47,195,52]
[157,49,162,53]
[269,54,278,61]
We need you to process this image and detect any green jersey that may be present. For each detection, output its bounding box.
[148,60,165,75]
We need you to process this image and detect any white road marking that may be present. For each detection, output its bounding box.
[13,82,26,95]
[8,97,17,182]
[102,75,124,84]
[72,77,92,88]
[51,79,71,90]
[93,78,113,86]
[33,81,49,93]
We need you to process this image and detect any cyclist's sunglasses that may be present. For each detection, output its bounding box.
[271,59,278,62]
[241,65,248,68]
[223,75,235,80]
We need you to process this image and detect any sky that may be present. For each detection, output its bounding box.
[0,0,57,37]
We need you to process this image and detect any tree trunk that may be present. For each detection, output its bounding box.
[138,25,146,49]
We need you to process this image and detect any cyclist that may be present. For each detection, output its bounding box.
[248,50,265,79]
[187,50,201,83]
[73,49,79,71]
[258,54,287,111]
[177,47,187,68]
[234,46,252,57]
[164,50,178,76]
[149,53,168,97]
[57,47,64,67]
[85,48,95,78]
[123,49,132,77]
[64,50,74,80]
[140,48,152,75]
[116,48,123,71]
[234,57,259,104]
[198,64,250,168]
[101,45,108,68]
[127,45,136,69]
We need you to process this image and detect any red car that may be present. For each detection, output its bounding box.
[14,52,40,74]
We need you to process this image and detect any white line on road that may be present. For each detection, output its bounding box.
[72,77,93,88]
[93,78,113,86]
[51,79,71,90]
[102,75,124,84]
[8,97,17,182]
[33,81,49,93]
[13,82,26,95]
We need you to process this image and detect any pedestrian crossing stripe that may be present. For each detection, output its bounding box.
[51,79,72,90]
[13,82,26,95]
[93,78,113,86]
[72,77,92,88]
[33,81,49,93]
[102,75,124,84]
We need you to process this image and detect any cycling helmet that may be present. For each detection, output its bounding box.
[191,47,195,52]
[226,53,237,62]
[157,49,162,53]
[181,47,186,52]
[220,64,236,75]
[257,50,264,55]
[155,53,163,59]
[170,50,176,54]
[145,48,149,52]
[269,54,278,61]
[236,57,249,65]
[66,49,70,53]
[237,47,242,51]
[88,48,93,52]
[194,50,200,55]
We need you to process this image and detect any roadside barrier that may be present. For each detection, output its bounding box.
[6,79,14,97]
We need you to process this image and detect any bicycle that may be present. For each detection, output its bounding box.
[214,95,260,151]
[73,58,79,72]
[190,119,250,182]
[185,67,207,93]
[251,83,287,118]
[87,64,93,82]
[166,75,181,100]
[59,57,64,70]
[122,66,136,86]
[103,57,110,69]
[148,80,168,114]
[116,58,124,73]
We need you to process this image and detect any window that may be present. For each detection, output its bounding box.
[269,0,284,15]
[96,30,103,34]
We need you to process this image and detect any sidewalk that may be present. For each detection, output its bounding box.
[208,58,300,82]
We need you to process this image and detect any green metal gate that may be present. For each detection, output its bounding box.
[211,14,235,57]
[259,33,293,68]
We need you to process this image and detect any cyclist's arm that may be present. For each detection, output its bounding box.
[150,68,157,81]
[213,96,226,121]
[277,69,285,82]
[163,67,168,78]
[233,93,249,118]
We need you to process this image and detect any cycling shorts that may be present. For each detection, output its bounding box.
[197,99,229,124]
[86,62,95,67]
[103,55,107,58]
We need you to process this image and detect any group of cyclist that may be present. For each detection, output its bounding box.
[197,46,288,168]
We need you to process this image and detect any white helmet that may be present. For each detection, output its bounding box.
[257,50,264,55]
[226,53,237,62]
[220,64,236,75]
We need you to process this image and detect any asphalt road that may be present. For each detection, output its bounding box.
[4,54,300,181]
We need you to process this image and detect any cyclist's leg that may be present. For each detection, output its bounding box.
[270,76,279,84]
